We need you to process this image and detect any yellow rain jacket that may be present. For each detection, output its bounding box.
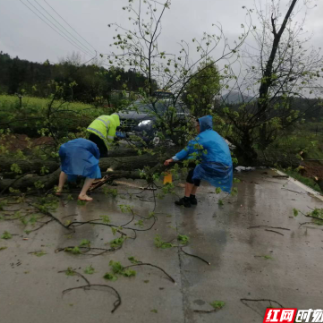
[87,114,120,149]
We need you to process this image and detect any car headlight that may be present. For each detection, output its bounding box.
[138,120,153,127]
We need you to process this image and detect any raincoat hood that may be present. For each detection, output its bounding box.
[199,115,213,133]
[111,113,121,127]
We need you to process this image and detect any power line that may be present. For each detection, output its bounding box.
[26,0,93,56]
[20,0,91,57]
[43,0,97,53]
[34,0,95,56]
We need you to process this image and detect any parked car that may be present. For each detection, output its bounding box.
[117,100,190,145]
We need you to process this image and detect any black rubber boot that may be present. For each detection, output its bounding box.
[175,197,191,208]
[190,195,197,205]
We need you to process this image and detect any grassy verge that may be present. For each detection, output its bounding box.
[282,169,322,193]
[0,94,110,136]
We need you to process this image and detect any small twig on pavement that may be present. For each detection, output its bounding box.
[240,298,284,308]
[58,270,90,285]
[123,263,175,283]
[62,284,121,313]
[300,222,323,227]
[29,203,70,231]
[56,245,118,256]
[248,225,290,231]
[265,229,284,236]
[179,246,211,265]
[27,219,54,232]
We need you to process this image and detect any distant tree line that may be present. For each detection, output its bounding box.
[224,96,323,123]
[0,51,155,104]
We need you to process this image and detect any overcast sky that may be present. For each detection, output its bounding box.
[0,0,322,67]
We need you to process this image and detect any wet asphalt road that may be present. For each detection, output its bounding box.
[1,169,323,323]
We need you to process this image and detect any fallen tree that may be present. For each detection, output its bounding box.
[0,148,178,193]
[0,148,138,174]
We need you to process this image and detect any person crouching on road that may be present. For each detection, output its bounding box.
[164,115,233,208]
[86,113,121,157]
[56,138,102,202]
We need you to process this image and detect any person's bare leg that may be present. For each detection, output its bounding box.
[56,172,68,195]
[191,185,198,195]
[184,182,194,197]
[78,178,95,201]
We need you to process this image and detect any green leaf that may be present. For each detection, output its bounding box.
[79,239,91,247]
[65,246,81,255]
[110,237,125,249]
[231,187,238,197]
[154,235,173,249]
[218,199,224,206]
[32,250,46,257]
[293,208,299,217]
[65,267,76,276]
[84,265,95,275]
[177,235,189,245]
[109,260,124,274]
[151,309,158,313]
[122,269,136,277]
[128,256,140,264]
[210,301,225,309]
[215,187,221,194]
[1,231,12,240]
[135,220,144,227]
[77,200,86,206]
[104,272,117,281]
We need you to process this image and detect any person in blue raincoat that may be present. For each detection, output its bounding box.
[164,115,233,207]
[56,138,102,202]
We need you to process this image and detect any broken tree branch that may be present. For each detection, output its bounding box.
[58,270,90,285]
[62,284,121,313]
[265,229,284,236]
[179,246,211,265]
[248,225,290,231]
[123,263,175,283]
[29,202,70,231]
[240,298,284,308]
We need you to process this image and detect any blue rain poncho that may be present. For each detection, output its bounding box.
[173,115,233,193]
[59,138,101,182]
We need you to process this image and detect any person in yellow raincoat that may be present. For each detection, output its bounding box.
[86,113,121,157]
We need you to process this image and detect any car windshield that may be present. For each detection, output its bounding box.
[129,101,186,113]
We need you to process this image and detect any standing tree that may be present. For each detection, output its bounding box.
[106,0,250,146]
[221,0,323,162]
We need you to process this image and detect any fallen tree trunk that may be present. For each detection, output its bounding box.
[0,147,139,174]
[0,168,61,193]
[0,158,59,175]
[0,149,176,193]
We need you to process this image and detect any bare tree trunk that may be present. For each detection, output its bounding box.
[257,0,298,148]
